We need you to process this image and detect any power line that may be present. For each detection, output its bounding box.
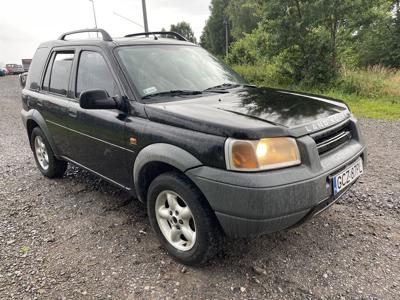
[113,12,144,29]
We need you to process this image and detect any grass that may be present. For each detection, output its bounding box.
[20,245,30,256]
[319,92,400,120]
[233,65,400,120]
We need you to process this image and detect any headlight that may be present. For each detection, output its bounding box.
[225,137,301,171]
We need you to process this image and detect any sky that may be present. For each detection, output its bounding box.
[0,0,211,66]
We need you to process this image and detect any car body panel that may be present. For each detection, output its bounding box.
[145,86,350,139]
[20,33,366,239]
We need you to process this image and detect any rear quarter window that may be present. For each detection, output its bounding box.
[49,52,74,96]
[26,47,50,91]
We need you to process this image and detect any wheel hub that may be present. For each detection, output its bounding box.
[155,190,196,251]
[34,136,49,170]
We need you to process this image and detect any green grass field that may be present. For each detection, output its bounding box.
[318,92,400,120]
[233,65,400,120]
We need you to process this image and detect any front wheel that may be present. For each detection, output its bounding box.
[147,171,223,266]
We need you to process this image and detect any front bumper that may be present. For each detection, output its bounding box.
[186,123,366,238]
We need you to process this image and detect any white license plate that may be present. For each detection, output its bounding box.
[333,159,363,195]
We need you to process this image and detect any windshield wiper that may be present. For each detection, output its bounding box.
[203,83,239,92]
[203,83,256,92]
[142,90,203,99]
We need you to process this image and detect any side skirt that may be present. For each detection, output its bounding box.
[60,156,136,196]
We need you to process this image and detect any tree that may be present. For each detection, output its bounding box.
[170,22,197,43]
[226,0,261,40]
[252,0,388,84]
[200,0,231,57]
[354,0,400,67]
[205,0,400,85]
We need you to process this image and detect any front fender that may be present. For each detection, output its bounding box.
[133,143,203,201]
[21,109,60,157]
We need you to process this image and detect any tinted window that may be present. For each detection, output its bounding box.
[26,47,49,90]
[49,52,74,95]
[76,51,118,98]
[42,53,54,91]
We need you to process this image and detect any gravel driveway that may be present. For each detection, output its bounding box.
[0,75,399,299]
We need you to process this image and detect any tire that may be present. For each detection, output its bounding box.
[147,171,223,266]
[30,127,67,178]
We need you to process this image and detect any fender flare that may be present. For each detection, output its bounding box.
[133,143,202,201]
[21,109,60,157]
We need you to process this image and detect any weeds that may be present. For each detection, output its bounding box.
[233,64,400,120]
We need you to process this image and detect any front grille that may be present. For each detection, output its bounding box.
[311,121,352,155]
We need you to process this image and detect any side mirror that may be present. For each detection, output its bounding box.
[79,89,118,110]
[19,72,28,89]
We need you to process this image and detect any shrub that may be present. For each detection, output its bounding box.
[336,66,400,98]
[227,28,269,65]
[233,63,400,99]
[228,27,337,86]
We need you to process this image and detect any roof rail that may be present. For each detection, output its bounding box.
[58,29,113,42]
[124,31,187,42]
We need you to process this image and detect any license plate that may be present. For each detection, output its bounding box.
[333,159,363,195]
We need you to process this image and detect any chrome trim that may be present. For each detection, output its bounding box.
[46,120,135,153]
[316,131,352,153]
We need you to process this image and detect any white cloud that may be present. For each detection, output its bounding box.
[0,0,211,65]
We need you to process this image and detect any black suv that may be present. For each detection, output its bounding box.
[20,29,366,265]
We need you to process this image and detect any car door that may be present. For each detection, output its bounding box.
[65,47,131,187]
[38,49,75,155]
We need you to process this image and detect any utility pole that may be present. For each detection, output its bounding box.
[142,0,149,33]
[89,0,98,29]
[224,20,229,56]
[88,0,98,37]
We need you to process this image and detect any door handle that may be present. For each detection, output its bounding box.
[68,108,78,118]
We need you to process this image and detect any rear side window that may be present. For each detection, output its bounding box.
[42,53,54,91]
[26,47,49,90]
[76,51,118,98]
[49,52,74,96]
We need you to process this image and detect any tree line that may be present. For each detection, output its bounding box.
[198,0,400,85]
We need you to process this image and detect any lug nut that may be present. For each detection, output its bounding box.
[179,220,183,224]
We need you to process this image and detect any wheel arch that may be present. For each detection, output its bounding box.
[22,109,59,156]
[133,143,203,202]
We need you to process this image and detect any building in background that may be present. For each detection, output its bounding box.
[22,59,32,72]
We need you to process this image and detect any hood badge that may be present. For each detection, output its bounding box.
[305,112,350,133]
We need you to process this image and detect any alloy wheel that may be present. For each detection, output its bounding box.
[34,135,49,170]
[155,190,196,251]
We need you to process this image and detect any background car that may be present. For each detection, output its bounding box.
[1,67,9,75]
[6,64,25,75]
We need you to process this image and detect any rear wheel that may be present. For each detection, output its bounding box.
[31,127,67,178]
[147,171,223,266]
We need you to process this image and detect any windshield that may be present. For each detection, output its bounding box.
[116,45,246,98]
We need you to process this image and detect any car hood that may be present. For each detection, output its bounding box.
[144,86,351,139]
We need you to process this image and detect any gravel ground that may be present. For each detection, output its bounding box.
[0,75,399,300]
